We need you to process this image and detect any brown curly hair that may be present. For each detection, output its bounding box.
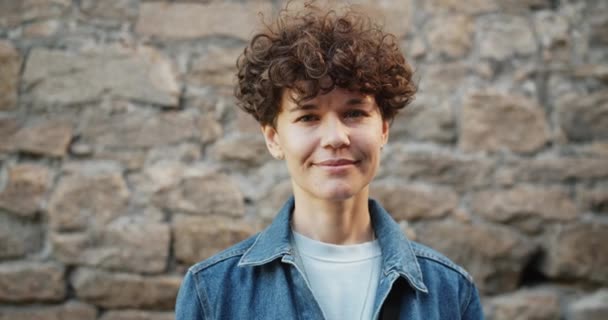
[234,5,416,127]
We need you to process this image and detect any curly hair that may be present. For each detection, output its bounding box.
[234,5,416,127]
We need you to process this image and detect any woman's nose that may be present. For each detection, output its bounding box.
[320,115,350,149]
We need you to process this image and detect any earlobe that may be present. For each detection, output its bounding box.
[261,125,284,160]
[381,120,390,145]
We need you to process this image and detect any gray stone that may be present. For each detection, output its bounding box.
[460,92,550,153]
[556,91,608,142]
[418,63,470,99]
[48,171,130,231]
[71,268,181,309]
[81,0,139,20]
[0,164,50,217]
[136,2,273,40]
[188,47,242,87]
[22,19,61,38]
[11,120,73,157]
[145,142,202,165]
[23,46,179,106]
[210,135,271,166]
[0,0,70,28]
[0,116,20,153]
[577,185,608,214]
[391,98,455,143]
[478,15,537,60]
[415,220,537,294]
[100,310,173,320]
[154,173,245,217]
[426,14,474,58]
[471,185,578,233]
[485,288,561,320]
[370,181,458,221]
[198,115,223,144]
[421,0,498,14]
[52,218,170,274]
[0,41,20,110]
[498,156,608,183]
[0,213,43,259]
[173,215,257,265]
[568,289,608,320]
[541,223,608,284]
[0,262,66,302]
[0,301,97,320]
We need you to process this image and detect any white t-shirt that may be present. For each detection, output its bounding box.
[291,231,382,320]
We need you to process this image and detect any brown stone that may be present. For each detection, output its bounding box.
[81,0,138,20]
[52,219,170,274]
[460,92,550,153]
[11,120,73,157]
[258,179,293,221]
[421,0,498,14]
[100,310,173,320]
[556,91,608,142]
[499,156,608,183]
[136,2,273,40]
[577,185,608,214]
[568,289,608,320]
[427,15,473,58]
[485,288,561,320]
[23,19,61,38]
[0,301,97,320]
[174,215,257,265]
[386,146,494,191]
[0,116,20,153]
[71,268,181,309]
[0,0,70,28]
[146,143,202,164]
[572,65,608,81]
[210,135,271,166]
[0,164,50,217]
[478,15,537,60]
[471,185,578,232]
[48,171,130,231]
[23,46,179,106]
[534,11,570,50]
[0,213,43,259]
[198,115,223,144]
[0,41,20,110]
[390,98,455,143]
[541,223,608,284]
[415,220,536,294]
[154,172,244,217]
[370,181,458,221]
[188,47,241,87]
[417,63,469,99]
[92,149,147,171]
[0,262,66,302]
[82,110,198,148]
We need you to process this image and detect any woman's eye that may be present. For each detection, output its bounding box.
[296,114,318,122]
[345,110,366,118]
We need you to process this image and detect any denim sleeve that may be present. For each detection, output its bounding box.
[175,269,207,320]
[462,282,484,320]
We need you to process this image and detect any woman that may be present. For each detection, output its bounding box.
[176,5,484,320]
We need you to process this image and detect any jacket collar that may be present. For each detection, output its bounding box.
[238,196,428,293]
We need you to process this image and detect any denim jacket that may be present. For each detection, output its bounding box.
[175,197,484,319]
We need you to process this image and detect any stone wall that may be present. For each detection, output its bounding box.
[1,0,607,319]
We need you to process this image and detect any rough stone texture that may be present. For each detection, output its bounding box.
[471,185,578,233]
[0,0,70,28]
[498,156,608,183]
[485,288,561,320]
[154,173,245,217]
[577,185,608,214]
[136,2,273,40]
[0,262,66,302]
[460,92,550,153]
[568,289,608,320]
[541,223,608,284]
[80,0,139,21]
[0,164,50,217]
[427,15,474,58]
[417,63,470,99]
[100,310,173,320]
[198,115,223,145]
[71,268,181,309]
[415,220,537,294]
[386,146,494,190]
[81,110,198,148]
[421,0,498,14]
[174,215,257,265]
[23,46,179,106]
[0,301,97,320]
[48,171,130,231]
[478,15,537,60]
[0,116,20,153]
[390,98,455,143]
[52,218,170,274]
[556,91,608,142]
[0,213,43,259]
[11,120,73,157]
[210,135,271,166]
[0,41,20,110]
[188,47,241,87]
[370,181,458,221]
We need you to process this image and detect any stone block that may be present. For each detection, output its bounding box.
[23,46,179,106]
[11,120,73,157]
[460,92,550,153]
[541,223,608,284]
[426,14,473,58]
[370,181,458,221]
[0,213,43,259]
[498,156,608,183]
[471,185,578,233]
[0,262,66,302]
[0,41,20,110]
[0,164,50,217]
[81,0,139,20]
[188,47,241,87]
[100,310,173,320]
[556,91,608,142]
[210,135,271,166]
[568,289,608,320]
[485,288,561,320]
[173,215,257,265]
[478,15,537,60]
[415,220,537,294]
[0,301,97,320]
[577,185,608,214]
[0,0,70,28]
[390,98,455,144]
[71,268,181,309]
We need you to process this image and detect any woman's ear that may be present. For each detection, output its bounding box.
[261,125,284,160]
[381,119,390,146]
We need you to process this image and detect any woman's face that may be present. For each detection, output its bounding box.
[262,87,389,202]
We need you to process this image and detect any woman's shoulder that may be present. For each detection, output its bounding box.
[188,233,260,275]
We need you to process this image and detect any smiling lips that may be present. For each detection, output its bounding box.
[316,159,359,167]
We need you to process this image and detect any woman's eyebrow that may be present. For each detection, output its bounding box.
[289,103,318,112]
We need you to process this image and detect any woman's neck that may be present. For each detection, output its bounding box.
[290,188,374,245]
